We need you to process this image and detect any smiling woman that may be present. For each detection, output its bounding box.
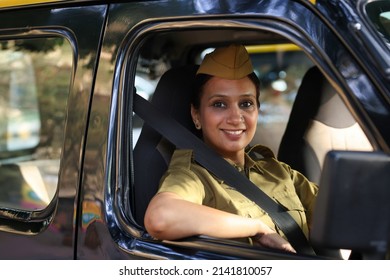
[191,75,259,166]
[144,45,318,254]
[190,46,259,166]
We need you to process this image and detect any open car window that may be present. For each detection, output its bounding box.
[129,28,374,233]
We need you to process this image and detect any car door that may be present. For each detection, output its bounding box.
[0,3,107,259]
[77,0,381,260]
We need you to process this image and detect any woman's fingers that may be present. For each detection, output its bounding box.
[254,232,296,253]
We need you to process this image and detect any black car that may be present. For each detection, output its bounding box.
[0,0,389,260]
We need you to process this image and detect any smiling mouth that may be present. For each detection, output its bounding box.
[223,129,244,135]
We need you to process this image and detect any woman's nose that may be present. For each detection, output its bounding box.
[226,106,244,124]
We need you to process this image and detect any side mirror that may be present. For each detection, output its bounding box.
[311,150,390,259]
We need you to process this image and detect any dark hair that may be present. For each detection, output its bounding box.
[191,72,261,110]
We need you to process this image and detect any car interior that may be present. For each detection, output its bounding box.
[130,27,375,257]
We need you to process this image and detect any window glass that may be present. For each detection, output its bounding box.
[0,37,72,211]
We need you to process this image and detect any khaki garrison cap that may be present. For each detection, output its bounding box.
[197,44,254,80]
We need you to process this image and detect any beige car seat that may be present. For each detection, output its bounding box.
[278,66,373,184]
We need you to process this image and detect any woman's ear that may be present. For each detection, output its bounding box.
[190,104,201,130]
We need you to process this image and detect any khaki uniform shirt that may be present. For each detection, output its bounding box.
[157,145,318,243]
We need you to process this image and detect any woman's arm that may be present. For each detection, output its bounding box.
[144,192,295,253]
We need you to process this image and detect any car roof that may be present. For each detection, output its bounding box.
[0,0,317,9]
[0,0,63,8]
[0,0,98,9]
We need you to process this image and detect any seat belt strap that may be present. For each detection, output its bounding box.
[133,93,315,256]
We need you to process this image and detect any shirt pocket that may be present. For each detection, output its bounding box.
[272,188,308,235]
[272,188,305,212]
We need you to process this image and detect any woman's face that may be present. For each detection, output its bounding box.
[191,76,259,164]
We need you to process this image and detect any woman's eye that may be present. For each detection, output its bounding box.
[240,101,254,108]
[212,101,226,108]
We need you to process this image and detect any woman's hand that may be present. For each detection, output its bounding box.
[253,231,296,253]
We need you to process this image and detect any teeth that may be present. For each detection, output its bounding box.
[225,130,243,135]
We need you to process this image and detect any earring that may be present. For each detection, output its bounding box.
[194,121,201,130]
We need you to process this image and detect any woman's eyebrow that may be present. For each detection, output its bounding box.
[240,93,257,98]
[207,93,256,100]
[207,93,228,100]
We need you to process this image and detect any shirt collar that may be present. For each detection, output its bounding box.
[223,153,264,175]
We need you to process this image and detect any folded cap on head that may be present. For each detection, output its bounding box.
[196,44,253,79]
